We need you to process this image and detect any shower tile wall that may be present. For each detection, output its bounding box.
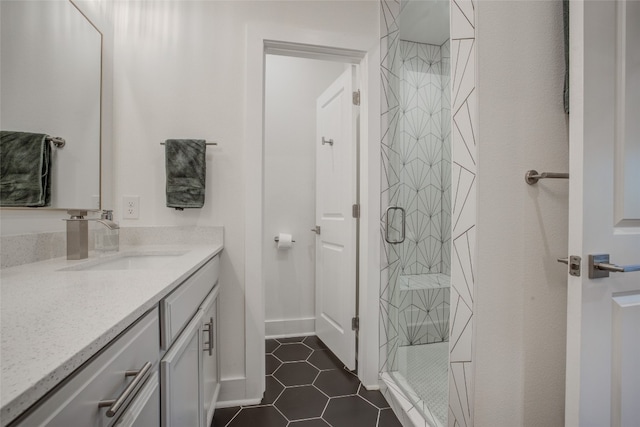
[397,40,450,277]
[395,40,452,350]
[379,0,452,373]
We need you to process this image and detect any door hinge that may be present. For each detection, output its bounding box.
[352,204,360,219]
[351,317,359,331]
[352,90,360,106]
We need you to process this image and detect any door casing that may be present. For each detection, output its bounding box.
[242,24,380,405]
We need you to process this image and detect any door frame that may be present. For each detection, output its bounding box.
[244,23,380,403]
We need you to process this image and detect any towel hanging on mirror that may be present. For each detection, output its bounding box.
[0,130,52,207]
[164,139,206,210]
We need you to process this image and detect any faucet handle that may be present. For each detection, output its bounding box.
[101,210,113,221]
[67,210,88,220]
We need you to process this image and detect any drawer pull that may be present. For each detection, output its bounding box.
[203,317,214,356]
[98,361,152,417]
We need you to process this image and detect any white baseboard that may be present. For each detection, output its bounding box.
[265,317,315,338]
[216,398,262,409]
[217,377,259,407]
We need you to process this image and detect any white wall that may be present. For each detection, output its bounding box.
[109,0,379,403]
[474,1,568,426]
[263,55,345,337]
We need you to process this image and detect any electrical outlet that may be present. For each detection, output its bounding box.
[123,196,140,219]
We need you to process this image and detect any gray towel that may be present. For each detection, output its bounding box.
[165,139,206,209]
[0,130,51,207]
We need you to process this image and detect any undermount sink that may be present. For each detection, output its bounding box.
[60,251,188,271]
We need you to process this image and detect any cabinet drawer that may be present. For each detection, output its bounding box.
[160,255,219,350]
[14,309,159,427]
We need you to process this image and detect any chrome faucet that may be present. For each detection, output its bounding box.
[97,210,119,230]
[65,210,120,260]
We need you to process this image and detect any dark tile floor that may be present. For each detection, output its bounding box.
[213,336,402,427]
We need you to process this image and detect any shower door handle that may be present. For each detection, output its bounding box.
[385,206,405,244]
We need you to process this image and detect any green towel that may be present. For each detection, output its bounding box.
[165,139,206,209]
[0,130,52,207]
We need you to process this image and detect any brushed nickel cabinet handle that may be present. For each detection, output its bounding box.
[203,318,214,356]
[98,361,152,417]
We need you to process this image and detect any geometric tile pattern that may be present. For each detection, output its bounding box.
[213,336,401,427]
[448,0,476,425]
[380,1,477,427]
[397,284,450,346]
[395,39,452,277]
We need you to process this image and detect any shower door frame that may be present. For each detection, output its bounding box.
[378,1,479,426]
[244,23,381,405]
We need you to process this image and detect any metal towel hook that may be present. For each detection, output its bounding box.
[46,136,66,148]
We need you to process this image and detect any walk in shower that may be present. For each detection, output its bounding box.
[380,1,451,426]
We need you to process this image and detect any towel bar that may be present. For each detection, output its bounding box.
[525,169,569,185]
[46,136,66,148]
[160,141,218,146]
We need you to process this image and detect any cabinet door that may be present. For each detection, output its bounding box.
[114,372,160,427]
[200,287,220,427]
[161,309,204,427]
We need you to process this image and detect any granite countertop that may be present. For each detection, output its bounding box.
[0,242,223,425]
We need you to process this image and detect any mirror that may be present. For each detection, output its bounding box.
[381,0,451,425]
[0,0,102,210]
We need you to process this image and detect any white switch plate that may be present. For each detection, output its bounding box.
[123,196,140,219]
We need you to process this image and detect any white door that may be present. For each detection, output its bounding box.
[566,1,640,426]
[315,66,358,371]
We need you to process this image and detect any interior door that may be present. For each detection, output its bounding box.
[315,65,358,371]
[566,1,640,426]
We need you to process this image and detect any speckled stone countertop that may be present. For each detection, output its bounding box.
[0,242,223,425]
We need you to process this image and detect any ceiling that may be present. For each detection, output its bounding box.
[399,0,450,46]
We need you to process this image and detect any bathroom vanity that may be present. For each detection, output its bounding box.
[0,242,223,427]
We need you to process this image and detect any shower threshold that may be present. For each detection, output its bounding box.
[381,342,449,427]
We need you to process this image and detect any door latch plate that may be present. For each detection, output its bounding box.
[569,255,581,277]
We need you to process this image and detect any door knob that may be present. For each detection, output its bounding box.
[588,254,640,279]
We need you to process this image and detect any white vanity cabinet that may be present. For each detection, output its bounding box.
[11,309,160,427]
[160,255,220,427]
[6,252,221,427]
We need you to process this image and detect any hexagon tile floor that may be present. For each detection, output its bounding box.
[213,336,402,427]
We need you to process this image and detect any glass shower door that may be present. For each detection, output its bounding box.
[380,1,451,426]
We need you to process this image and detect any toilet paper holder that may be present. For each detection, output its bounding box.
[274,236,296,243]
